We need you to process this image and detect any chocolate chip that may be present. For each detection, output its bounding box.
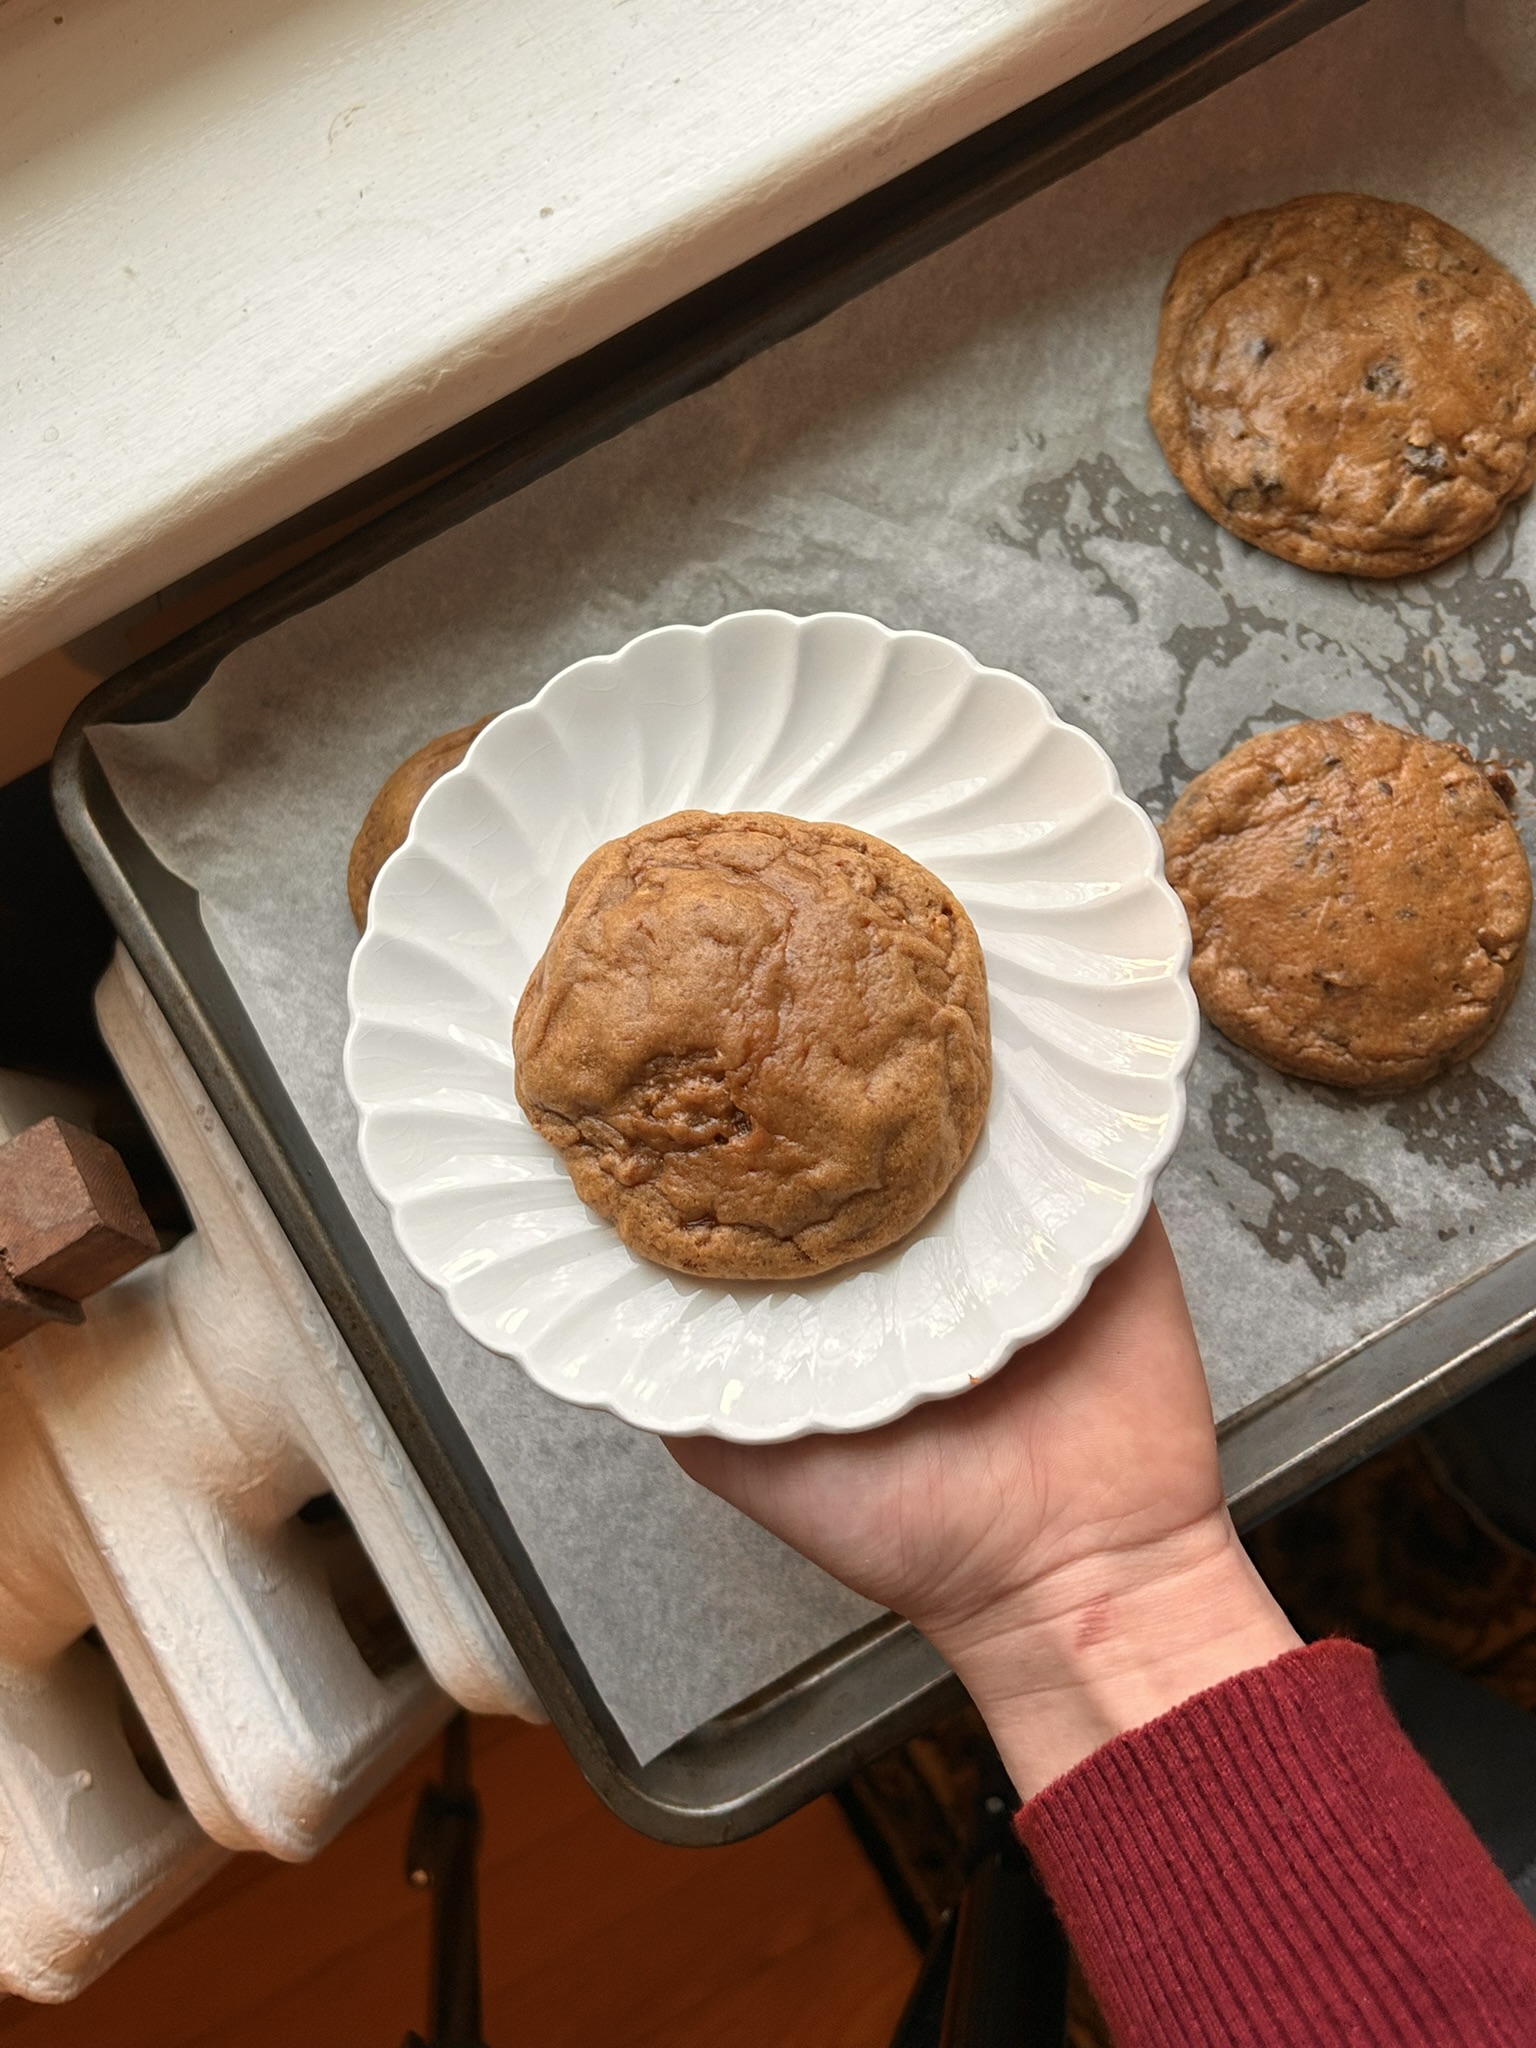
[1483,760,1518,809]
[1403,441,1448,477]
[1224,472,1285,511]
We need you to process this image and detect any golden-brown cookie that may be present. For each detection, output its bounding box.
[1161,714,1530,1092]
[513,810,992,1280]
[1150,193,1536,577]
[348,719,492,929]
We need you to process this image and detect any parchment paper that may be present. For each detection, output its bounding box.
[93,0,1536,1759]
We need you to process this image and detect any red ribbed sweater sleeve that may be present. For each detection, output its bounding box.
[1015,1639,1536,2045]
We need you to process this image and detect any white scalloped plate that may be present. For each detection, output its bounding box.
[344,611,1197,1441]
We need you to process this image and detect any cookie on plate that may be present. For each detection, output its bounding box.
[513,810,992,1280]
[1161,713,1530,1091]
[1150,193,1536,577]
[348,718,491,929]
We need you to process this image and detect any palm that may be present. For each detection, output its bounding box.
[667,1210,1225,1650]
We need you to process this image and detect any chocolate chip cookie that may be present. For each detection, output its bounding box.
[513,811,992,1280]
[1161,714,1530,1091]
[348,718,492,929]
[1150,193,1536,577]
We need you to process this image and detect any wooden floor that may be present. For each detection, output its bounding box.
[0,1717,915,2048]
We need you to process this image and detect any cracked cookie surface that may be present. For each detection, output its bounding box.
[1149,193,1536,577]
[513,810,991,1279]
[1161,714,1530,1092]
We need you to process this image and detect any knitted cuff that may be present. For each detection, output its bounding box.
[1016,1638,1536,2047]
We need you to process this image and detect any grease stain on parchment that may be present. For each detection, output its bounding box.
[1208,1053,1396,1285]
[994,451,1536,1285]
[994,451,1536,821]
[1383,1068,1536,1191]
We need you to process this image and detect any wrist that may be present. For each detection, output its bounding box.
[927,1514,1301,1800]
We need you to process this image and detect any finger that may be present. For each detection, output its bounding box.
[1024,1205,1198,1376]
[664,1431,735,1490]
[664,1430,789,1517]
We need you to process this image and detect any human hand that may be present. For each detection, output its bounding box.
[667,1209,1297,1796]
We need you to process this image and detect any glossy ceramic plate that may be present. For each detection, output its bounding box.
[345,611,1197,1441]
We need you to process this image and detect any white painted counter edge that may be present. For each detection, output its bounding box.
[1,0,1201,679]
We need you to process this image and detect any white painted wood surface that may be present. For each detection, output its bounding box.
[0,0,1200,679]
[0,951,540,1998]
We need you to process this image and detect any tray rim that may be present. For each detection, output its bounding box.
[51,0,1393,1846]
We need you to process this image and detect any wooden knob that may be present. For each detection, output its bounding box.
[0,1118,160,1350]
[0,1263,82,1350]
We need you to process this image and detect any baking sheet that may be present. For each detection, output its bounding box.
[92,0,1536,1759]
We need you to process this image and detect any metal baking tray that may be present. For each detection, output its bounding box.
[59,0,1512,1847]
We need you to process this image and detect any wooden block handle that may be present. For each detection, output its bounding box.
[0,1118,160,1351]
